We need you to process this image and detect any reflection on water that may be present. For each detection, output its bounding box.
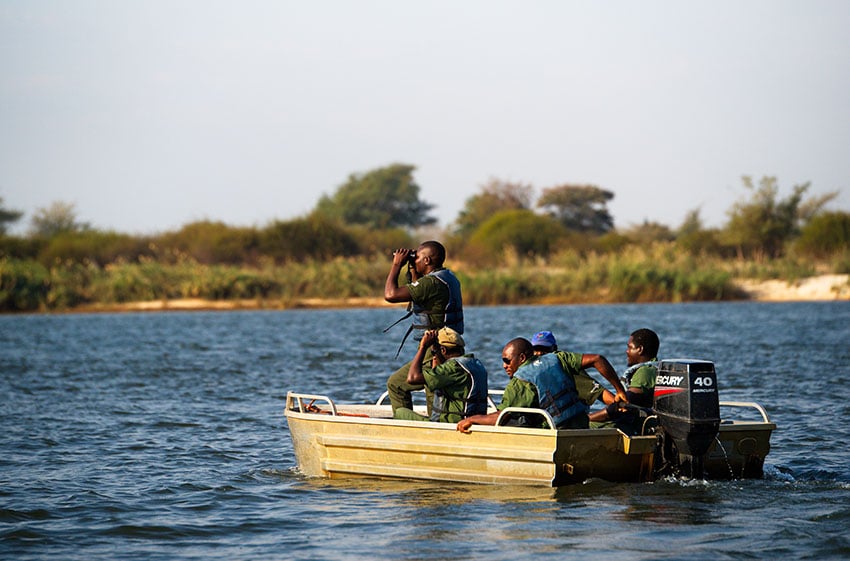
[295,473,732,527]
[296,477,559,505]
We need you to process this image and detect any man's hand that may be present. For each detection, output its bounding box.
[457,418,473,433]
[385,249,414,303]
[391,248,412,268]
[420,329,437,349]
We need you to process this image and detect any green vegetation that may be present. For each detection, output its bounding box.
[313,163,436,229]
[1,169,847,313]
[0,250,747,312]
[0,196,24,235]
[537,184,615,234]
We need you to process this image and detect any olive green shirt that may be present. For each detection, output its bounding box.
[406,270,450,328]
[497,357,592,429]
[497,376,539,411]
[628,360,658,392]
[422,355,474,423]
[554,350,604,405]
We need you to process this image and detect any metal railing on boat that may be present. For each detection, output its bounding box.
[374,389,505,411]
[494,407,557,430]
[287,392,338,415]
[719,401,772,423]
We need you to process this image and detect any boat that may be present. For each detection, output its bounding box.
[284,359,776,486]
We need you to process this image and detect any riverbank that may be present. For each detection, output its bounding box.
[72,296,392,313]
[66,274,849,313]
[734,274,850,301]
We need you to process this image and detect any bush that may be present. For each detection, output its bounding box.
[347,226,413,256]
[795,211,850,258]
[258,216,360,262]
[0,259,51,311]
[0,235,45,260]
[37,231,154,266]
[155,221,259,265]
[466,210,566,263]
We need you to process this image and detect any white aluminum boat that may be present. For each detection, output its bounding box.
[284,359,776,486]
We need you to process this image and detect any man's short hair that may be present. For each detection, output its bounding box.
[506,337,533,359]
[419,240,446,267]
[631,328,659,358]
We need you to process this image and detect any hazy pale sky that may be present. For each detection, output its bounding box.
[2,1,848,235]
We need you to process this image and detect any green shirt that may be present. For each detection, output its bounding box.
[498,357,592,429]
[422,355,473,423]
[555,350,604,405]
[497,376,539,411]
[495,371,543,428]
[406,270,450,328]
[628,359,658,392]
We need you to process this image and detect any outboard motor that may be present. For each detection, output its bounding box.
[654,359,720,478]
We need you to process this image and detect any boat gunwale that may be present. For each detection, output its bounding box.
[284,391,776,436]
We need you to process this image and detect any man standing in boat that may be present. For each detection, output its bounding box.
[384,240,464,415]
[394,327,488,423]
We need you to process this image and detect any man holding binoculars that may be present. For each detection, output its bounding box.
[384,240,464,415]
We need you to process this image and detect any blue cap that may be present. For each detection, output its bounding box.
[531,330,556,347]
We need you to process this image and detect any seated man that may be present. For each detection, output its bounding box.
[530,330,558,356]
[589,328,660,434]
[530,330,628,409]
[393,327,488,424]
[457,337,595,432]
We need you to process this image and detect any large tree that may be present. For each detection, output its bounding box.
[0,197,23,235]
[29,201,89,238]
[314,163,436,229]
[722,176,837,259]
[537,184,614,234]
[453,179,534,235]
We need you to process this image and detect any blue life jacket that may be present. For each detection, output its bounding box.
[430,355,489,421]
[412,268,464,334]
[513,353,588,428]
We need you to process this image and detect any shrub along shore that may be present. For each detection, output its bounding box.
[3,244,848,314]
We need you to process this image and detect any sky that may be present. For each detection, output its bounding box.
[1,0,849,236]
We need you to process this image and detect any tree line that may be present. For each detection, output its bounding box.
[2,164,847,265]
[1,164,848,312]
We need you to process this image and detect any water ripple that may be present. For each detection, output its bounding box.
[1,303,848,560]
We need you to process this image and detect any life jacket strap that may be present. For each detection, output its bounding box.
[383,308,413,333]
[392,324,415,359]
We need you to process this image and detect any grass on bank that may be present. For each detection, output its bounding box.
[2,244,848,313]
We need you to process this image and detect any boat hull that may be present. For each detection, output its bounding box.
[287,412,660,486]
[285,393,685,486]
[706,420,775,479]
[286,357,777,486]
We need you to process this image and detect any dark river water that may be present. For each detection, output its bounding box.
[1,301,849,560]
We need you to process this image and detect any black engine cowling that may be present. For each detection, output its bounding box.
[653,359,720,478]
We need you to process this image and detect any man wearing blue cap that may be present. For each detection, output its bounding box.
[457,336,627,432]
[531,330,558,355]
[458,337,589,431]
[529,330,626,408]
